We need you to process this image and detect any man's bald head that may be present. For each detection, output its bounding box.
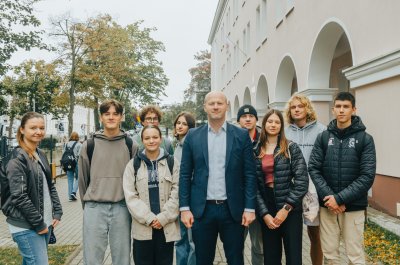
[204,91,228,104]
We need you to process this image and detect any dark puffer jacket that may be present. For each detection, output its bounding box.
[255,141,308,218]
[308,116,376,211]
[1,147,63,232]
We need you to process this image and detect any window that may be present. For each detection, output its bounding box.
[275,0,284,26]
[256,6,261,44]
[233,0,238,21]
[242,28,247,62]
[262,0,268,37]
[220,23,225,49]
[226,7,231,30]
[286,0,294,12]
[246,22,251,56]
[227,54,232,79]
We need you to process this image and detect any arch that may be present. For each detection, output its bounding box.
[308,20,354,90]
[243,87,251,105]
[256,74,269,118]
[226,99,232,121]
[275,55,298,102]
[233,95,240,120]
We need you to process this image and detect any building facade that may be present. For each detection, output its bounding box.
[208,0,400,217]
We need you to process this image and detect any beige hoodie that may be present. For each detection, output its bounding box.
[78,131,138,207]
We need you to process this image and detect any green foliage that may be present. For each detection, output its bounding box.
[184,50,211,124]
[0,60,68,118]
[161,101,196,132]
[0,245,78,264]
[39,136,57,150]
[0,0,45,76]
[51,14,168,132]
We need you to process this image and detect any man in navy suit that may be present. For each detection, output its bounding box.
[179,91,257,265]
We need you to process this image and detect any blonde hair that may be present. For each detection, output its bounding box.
[284,93,317,124]
[17,112,45,159]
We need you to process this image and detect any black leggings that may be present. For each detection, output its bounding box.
[133,228,174,265]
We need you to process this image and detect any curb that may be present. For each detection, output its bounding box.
[64,244,82,265]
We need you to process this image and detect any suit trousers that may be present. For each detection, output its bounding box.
[320,207,366,265]
[192,202,245,265]
[261,187,303,265]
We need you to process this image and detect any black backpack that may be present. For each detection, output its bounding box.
[60,141,78,172]
[133,154,174,181]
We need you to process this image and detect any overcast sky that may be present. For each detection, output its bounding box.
[9,0,218,105]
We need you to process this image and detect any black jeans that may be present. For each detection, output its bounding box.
[133,228,174,265]
[262,187,303,265]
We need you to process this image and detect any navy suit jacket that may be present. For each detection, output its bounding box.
[179,123,257,222]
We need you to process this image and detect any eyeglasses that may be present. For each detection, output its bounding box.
[145,117,159,122]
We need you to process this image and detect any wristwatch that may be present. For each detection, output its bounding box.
[283,204,293,212]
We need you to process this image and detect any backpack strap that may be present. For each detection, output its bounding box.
[125,136,134,159]
[87,135,133,166]
[133,154,142,180]
[87,138,95,166]
[166,154,174,175]
[70,141,78,159]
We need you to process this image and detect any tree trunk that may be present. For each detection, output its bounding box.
[8,114,14,139]
[94,97,100,131]
[68,47,76,137]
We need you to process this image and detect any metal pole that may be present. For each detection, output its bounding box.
[50,134,53,163]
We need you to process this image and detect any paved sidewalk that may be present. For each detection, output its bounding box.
[1,176,395,264]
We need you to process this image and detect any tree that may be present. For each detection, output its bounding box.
[52,15,169,132]
[122,21,168,107]
[50,14,89,135]
[0,60,67,137]
[0,0,45,75]
[184,50,211,124]
[161,101,196,133]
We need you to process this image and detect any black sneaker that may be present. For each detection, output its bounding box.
[70,193,77,201]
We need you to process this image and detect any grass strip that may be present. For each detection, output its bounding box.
[0,244,78,265]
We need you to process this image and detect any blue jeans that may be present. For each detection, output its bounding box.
[66,166,79,197]
[12,229,50,265]
[175,219,196,265]
[83,201,132,265]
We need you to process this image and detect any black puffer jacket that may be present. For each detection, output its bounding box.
[255,141,308,218]
[1,147,63,232]
[308,116,376,211]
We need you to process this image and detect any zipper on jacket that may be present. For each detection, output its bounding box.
[21,175,24,194]
[338,140,343,191]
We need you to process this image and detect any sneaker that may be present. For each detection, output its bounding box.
[68,197,73,202]
[70,193,77,201]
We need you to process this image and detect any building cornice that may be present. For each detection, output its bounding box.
[208,0,227,44]
[343,49,400,88]
[268,101,287,111]
[299,88,338,101]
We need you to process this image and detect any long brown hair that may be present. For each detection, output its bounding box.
[17,112,45,158]
[173,112,195,139]
[259,109,290,158]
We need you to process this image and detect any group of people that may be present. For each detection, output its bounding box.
[0,90,376,265]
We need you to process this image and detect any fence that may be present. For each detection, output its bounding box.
[0,135,65,179]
